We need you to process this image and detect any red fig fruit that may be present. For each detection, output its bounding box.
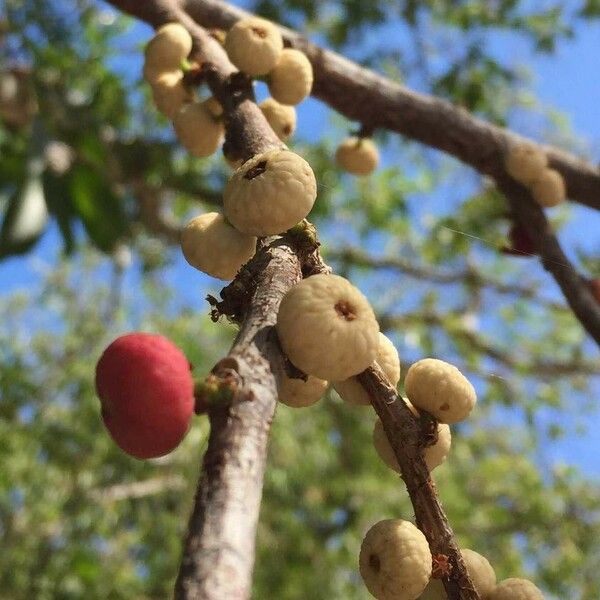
[501,224,536,257]
[589,278,600,304]
[95,332,194,459]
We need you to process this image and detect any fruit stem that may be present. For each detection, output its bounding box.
[193,374,237,413]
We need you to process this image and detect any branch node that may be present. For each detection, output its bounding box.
[194,362,241,414]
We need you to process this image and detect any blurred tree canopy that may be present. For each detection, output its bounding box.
[1,1,599,598]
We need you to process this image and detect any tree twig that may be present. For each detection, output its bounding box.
[357,365,480,600]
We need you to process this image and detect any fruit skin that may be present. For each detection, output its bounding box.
[180,212,256,280]
[373,419,451,475]
[278,374,328,408]
[224,17,283,76]
[589,278,600,304]
[276,274,379,381]
[223,148,317,236]
[336,137,379,176]
[144,23,193,84]
[404,359,476,424]
[95,333,194,459]
[487,578,544,600]
[259,98,296,140]
[504,143,548,185]
[151,71,193,119]
[334,333,400,406]
[418,549,496,599]
[268,48,313,105]
[359,519,432,600]
[501,223,536,257]
[173,100,224,157]
[530,168,566,208]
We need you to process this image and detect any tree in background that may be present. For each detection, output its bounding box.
[1,1,600,598]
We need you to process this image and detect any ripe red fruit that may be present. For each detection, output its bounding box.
[95,333,194,459]
[589,278,600,304]
[501,223,536,257]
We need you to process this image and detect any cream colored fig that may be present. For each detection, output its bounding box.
[276,274,379,381]
[278,374,328,408]
[144,23,192,83]
[530,168,566,207]
[151,71,193,119]
[203,97,223,117]
[404,359,476,424]
[334,333,400,406]
[268,48,313,105]
[373,419,451,475]
[223,148,317,235]
[461,550,496,597]
[173,100,224,157]
[359,519,432,600]
[504,143,548,185]
[260,98,296,140]
[224,17,283,76]
[336,137,379,176]
[418,549,496,599]
[487,578,544,600]
[180,212,256,280]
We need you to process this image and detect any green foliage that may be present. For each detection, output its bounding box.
[2,259,600,599]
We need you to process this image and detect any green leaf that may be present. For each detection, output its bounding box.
[68,165,128,253]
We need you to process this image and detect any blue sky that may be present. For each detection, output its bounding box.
[1,2,599,478]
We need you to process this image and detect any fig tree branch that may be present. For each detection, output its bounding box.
[181,0,600,212]
[121,0,600,346]
[329,247,566,310]
[358,365,480,600]
[104,2,493,599]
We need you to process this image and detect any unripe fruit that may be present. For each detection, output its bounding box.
[223,148,317,235]
[144,23,193,84]
[530,168,566,208]
[259,98,296,140]
[278,374,328,408]
[334,333,400,406]
[180,212,256,280]
[203,96,223,118]
[504,143,548,185]
[95,333,194,459]
[359,519,432,600]
[487,578,544,600]
[151,71,193,119]
[418,549,496,599]
[501,223,536,257]
[224,17,283,76]
[268,48,313,105]
[336,137,379,176]
[276,274,380,381]
[173,100,224,157]
[404,359,476,424]
[373,419,451,475]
